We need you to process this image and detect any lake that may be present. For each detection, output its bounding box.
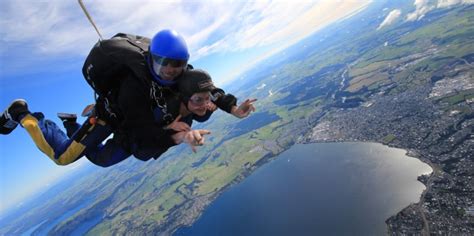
[174,142,432,235]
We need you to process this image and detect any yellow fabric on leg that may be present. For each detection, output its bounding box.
[20,114,87,165]
[56,141,87,165]
[21,114,56,161]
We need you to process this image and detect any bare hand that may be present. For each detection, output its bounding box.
[165,115,191,132]
[231,98,257,118]
[183,129,211,153]
[171,129,212,152]
[207,102,218,112]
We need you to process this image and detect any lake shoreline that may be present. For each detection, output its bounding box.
[303,139,436,233]
[172,140,432,235]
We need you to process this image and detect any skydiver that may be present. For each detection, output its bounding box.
[0,29,256,167]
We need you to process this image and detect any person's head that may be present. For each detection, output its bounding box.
[149,29,189,86]
[178,69,216,116]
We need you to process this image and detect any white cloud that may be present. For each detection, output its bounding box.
[1,0,370,59]
[438,0,462,7]
[2,0,471,69]
[0,0,96,54]
[0,0,372,82]
[406,0,434,21]
[220,1,372,83]
[377,9,402,30]
[437,0,474,7]
[0,0,246,58]
[189,1,323,59]
[406,0,474,21]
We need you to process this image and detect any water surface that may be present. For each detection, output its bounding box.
[175,142,432,235]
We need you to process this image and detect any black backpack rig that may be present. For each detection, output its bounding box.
[81,33,175,128]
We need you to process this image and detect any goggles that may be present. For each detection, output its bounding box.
[152,55,187,68]
[188,93,211,106]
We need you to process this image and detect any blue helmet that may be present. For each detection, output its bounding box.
[150,29,189,60]
[149,29,189,86]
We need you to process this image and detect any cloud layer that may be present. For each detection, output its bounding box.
[0,1,314,58]
[377,0,473,29]
[0,0,370,63]
[377,9,402,30]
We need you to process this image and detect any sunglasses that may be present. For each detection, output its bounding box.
[152,55,187,68]
[189,94,211,106]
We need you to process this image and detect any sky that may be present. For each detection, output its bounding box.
[0,0,375,216]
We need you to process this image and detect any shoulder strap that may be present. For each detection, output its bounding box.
[149,81,177,124]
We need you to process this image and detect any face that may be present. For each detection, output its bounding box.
[153,63,185,81]
[187,92,211,116]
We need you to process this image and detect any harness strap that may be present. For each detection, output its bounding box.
[150,81,174,124]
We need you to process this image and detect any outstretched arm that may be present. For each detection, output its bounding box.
[211,88,256,118]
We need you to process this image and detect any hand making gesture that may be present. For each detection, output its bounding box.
[165,115,191,132]
[171,129,211,153]
[231,98,257,118]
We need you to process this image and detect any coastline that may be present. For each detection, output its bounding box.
[301,136,437,234]
[171,140,431,235]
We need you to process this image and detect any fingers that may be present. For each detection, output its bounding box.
[245,99,257,113]
[239,98,257,110]
[185,136,197,153]
[198,131,210,145]
[183,132,197,152]
[249,104,256,113]
[245,98,257,104]
[243,98,257,105]
[193,130,203,145]
[232,98,257,118]
[207,102,218,112]
[198,129,211,135]
[173,114,182,122]
[235,103,256,118]
[184,129,211,153]
[193,129,211,145]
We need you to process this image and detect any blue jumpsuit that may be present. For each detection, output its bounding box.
[20,108,210,167]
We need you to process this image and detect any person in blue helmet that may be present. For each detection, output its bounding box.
[0,29,256,167]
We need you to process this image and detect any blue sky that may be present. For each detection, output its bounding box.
[0,0,373,215]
